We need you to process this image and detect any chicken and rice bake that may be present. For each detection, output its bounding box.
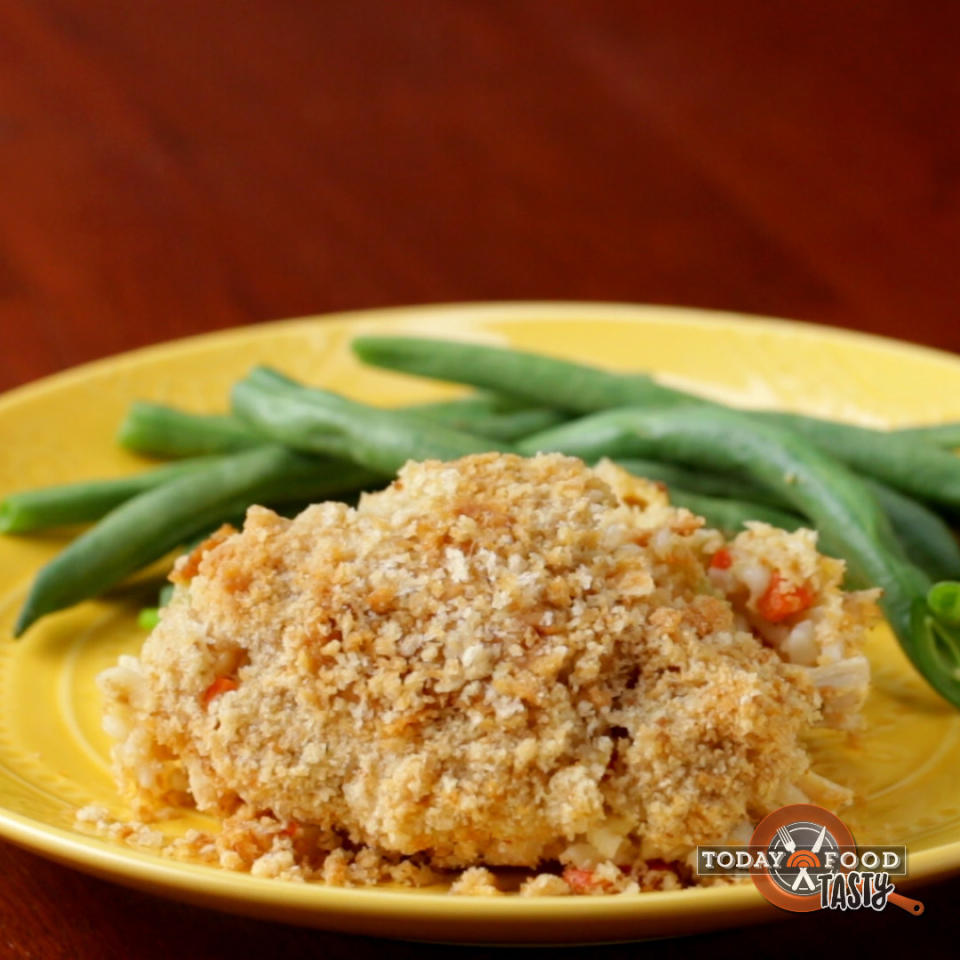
[85,452,877,894]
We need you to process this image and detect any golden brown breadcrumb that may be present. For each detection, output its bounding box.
[91,453,877,892]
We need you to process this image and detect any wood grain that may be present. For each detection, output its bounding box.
[0,0,957,955]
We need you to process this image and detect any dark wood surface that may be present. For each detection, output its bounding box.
[1,1,957,955]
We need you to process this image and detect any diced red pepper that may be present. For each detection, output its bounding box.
[202,676,238,708]
[562,865,611,894]
[710,548,733,570]
[562,866,595,893]
[757,570,815,623]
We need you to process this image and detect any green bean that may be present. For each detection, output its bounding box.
[0,456,225,533]
[117,402,262,457]
[893,423,960,448]
[452,406,566,440]
[137,581,177,631]
[353,336,960,508]
[404,392,529,418]
[928,582,960,627]
[13,446,380,636]
[0,391,554,535]
[660,488,804,537]
[0,438,390,536]
[352,335,682,413]
[750,412,960,511]
[8,380,555,536]
[245,366,564,440]
[612,458,784,508]
[866,480,960,583]
[614,458,804,533]
[231,367,509,474]
[237,370,786,542]
[413,399,566,440]
[137,608,161,630]
[120,395,561,458]
[518,406,960,708]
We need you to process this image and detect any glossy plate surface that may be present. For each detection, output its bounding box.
[1,303,959,942]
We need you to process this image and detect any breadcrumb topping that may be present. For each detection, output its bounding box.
[89,453,878,893]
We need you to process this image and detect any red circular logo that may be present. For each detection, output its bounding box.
[750,803,856,912]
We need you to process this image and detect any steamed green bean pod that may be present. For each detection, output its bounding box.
[228,373,811,541]
[866,480,960,584]
[353,336,960,508]
[750,412,960,511]
[893,423,960,448]
[120,395,562,459]
[404,394,566,438]
[117,403,262,457]
[352,335,681,413]
[614,460,802,532]
[13,446,380,636]
[462,406,566,440]
[138,581,178,631]
[0,456,223,533]
[233,373,801,541]
[3,394,560,535]
[613,458,784,508]
[231,367,509,474]
[658,487,803,537]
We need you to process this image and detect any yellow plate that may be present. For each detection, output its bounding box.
[1,302,959,943]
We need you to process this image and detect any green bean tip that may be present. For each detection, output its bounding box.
[928,581,960,628]
[138,608,161,631]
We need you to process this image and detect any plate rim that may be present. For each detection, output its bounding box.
[4,299,960,416]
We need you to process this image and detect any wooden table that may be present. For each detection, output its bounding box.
[1,1,957,955]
